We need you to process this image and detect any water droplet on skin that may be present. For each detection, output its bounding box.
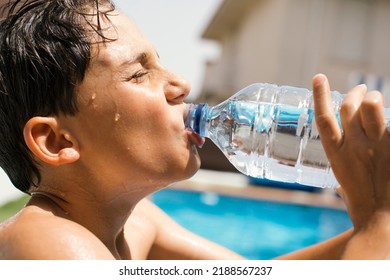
[88,93,97,106]
[115,113,120,122]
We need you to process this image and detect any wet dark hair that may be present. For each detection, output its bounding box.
[0,0,115,193]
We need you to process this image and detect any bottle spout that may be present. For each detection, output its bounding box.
[185,103,208,136]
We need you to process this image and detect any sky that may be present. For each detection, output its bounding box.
[0,0,223,205]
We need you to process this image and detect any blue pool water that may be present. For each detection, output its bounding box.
[151,188,352,260]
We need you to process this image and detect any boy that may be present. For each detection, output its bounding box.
[0,0,389,259]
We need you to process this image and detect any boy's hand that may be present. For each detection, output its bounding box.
[312,74,390,231]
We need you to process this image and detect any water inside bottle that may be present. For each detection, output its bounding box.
[206,100,338,188]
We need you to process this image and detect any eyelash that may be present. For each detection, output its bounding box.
[128,70,149,83]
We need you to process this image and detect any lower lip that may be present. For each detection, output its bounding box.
[186,129,205,148]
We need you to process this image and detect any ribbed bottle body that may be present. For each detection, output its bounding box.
[186,83,389,188]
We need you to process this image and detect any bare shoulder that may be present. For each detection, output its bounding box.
[127,198,180,233]
[129,197,244,260]
[0,206,114,260]
[123,198,165,259]
[123,197,190,259]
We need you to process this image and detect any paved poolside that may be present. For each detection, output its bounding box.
[173,169,345,210]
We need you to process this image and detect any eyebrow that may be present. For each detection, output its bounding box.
[119,50,159,68]
[119,52,148,67]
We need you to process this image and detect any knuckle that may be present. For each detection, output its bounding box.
[340,101,357,116]
[314,113,333,127]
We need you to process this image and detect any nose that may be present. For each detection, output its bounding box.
[163,70,191,104]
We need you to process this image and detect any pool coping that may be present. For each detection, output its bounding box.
[172,169,346,210]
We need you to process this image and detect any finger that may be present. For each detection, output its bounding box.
[339,84,366,138]
[360,90,386,140]
[312,74,343,152]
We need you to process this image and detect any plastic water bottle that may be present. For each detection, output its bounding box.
[186,83,390,188]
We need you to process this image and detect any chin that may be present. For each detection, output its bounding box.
[175,149,201,181]
[160,144,201,183]
[184,154,201,179]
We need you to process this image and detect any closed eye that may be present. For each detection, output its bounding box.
[128,70,149,83]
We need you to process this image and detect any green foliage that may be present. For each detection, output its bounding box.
[0,195,29,222]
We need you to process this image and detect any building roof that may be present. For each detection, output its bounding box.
[202,0,259,40]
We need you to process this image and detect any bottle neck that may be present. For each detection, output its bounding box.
[185,103,208,137]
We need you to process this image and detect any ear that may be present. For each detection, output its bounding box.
[23,117,80,166]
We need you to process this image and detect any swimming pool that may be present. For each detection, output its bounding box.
[151,188,352,260]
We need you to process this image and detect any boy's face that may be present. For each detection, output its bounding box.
[58,10,202,189]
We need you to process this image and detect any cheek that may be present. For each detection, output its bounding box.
[111,102,173,154]
[117,105,186,156]
[119,97,177,136]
